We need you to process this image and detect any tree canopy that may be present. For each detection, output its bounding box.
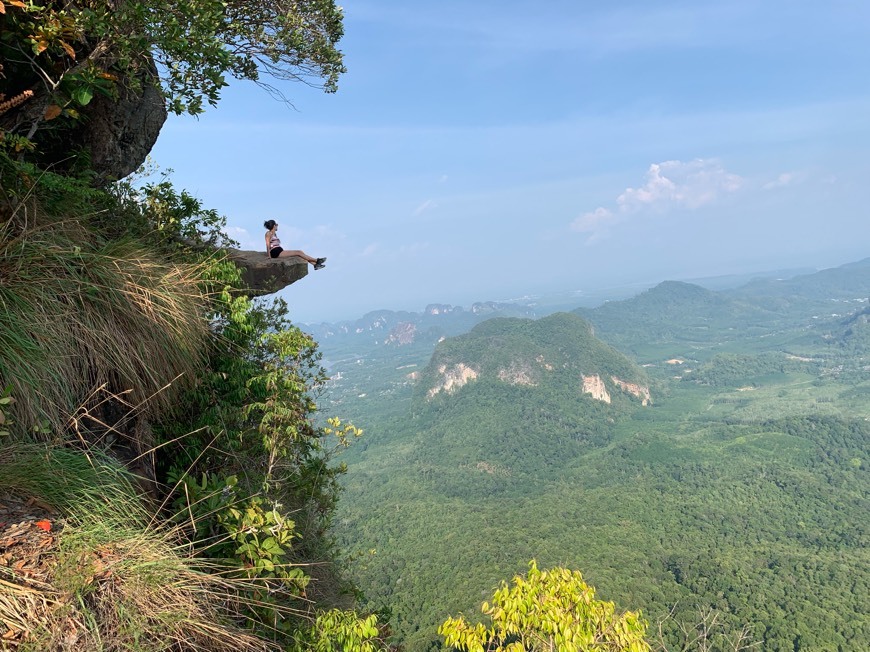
[439,561,651,652]
[0,0,345,138]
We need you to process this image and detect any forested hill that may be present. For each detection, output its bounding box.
[569,260,870,357]
[379,313,653,494]
[418,312,650,406]
[727,256,870,300]
[573,280,784,350]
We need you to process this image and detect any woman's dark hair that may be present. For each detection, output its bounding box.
[264,219,277,230]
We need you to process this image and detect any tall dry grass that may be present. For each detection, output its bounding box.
[0,200,210,435]
[0,444,282,651]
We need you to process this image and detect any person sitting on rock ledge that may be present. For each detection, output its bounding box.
[264,220,326,270]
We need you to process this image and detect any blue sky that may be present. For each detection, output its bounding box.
[151,1,870,323]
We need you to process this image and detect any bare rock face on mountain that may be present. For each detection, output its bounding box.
[427,363,479,399]
[582,374,612,404]
[611,377,652,405]
[385,322,417,345]
[84,65,167,182]
[227,249,309,296]
[31,58,167,183]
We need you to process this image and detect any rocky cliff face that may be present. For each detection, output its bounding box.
[497,361,538,386]
[14,58,167,183]
[427,363,479,398]
[611,377,652,405]
[385,322,417,345]
[77,60,166,182]
[582,374,612,403]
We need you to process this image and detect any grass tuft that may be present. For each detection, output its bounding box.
[0,444,283,651]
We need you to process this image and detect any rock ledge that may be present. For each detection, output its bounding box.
[226,249,309,296]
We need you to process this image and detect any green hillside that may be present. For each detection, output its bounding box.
[573,280,786,357]
[398,313,652,490]
[729,257,870,301]
[418,312,649,402]
[331,283,870,652]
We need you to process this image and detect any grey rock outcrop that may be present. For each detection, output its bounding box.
[18,57,167,183]
[83,60,167,182]
[227,249,309,296]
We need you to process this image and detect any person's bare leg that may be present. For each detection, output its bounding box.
[278,249,317,264]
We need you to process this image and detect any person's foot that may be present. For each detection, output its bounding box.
[314,257,326,270]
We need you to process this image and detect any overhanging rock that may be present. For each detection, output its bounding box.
[226,249,308,296]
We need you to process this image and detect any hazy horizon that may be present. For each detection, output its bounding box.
[293,251,863,324]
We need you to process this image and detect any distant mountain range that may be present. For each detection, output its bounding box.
[306,258,870,355]
[303,301,536,351]
[569,259,870,357]
[728,257,870,300]
[303,258,870,346]
[573,279,781,347]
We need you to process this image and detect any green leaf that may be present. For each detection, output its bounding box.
[72,86,93,106]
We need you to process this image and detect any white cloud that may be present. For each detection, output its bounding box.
[617,159,742,212]
[571,159,743,239]
[413,199,437,216]
[761,170,814,190]
[762,172,795,190]
[360,243,379,257]
[570,207,614,233]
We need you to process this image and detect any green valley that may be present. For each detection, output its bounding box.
[319,264,870,651]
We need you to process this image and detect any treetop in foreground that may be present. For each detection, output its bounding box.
[440,560,651,652]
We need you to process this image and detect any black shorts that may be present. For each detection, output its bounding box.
[270,247,283,258]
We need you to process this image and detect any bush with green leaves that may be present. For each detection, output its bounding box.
[440,560,651,652]
[290,608,392,652]
[157,290,362,589]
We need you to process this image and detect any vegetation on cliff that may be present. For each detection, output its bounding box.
[0,3,397,648]
[0,0,345,137]
[0,147,397,649]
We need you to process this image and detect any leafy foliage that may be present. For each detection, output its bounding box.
[440,561,650,652]
[145,232,366,637]
[0,0,345,155]
[290,609,392,652]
